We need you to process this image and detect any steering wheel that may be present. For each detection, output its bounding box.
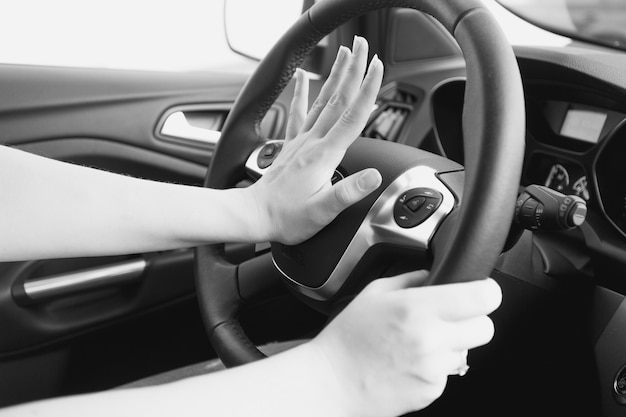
[195,0,525,367]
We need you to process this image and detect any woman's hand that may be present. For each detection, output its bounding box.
[249,36,383,245]
[307,272,503,417]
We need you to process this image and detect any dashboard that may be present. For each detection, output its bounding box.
[523,80,626,239]
[426,45,626,293]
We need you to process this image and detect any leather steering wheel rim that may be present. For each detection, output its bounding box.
[195,0,525,368]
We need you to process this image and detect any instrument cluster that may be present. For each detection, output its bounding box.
[523,92,626,238]
[431,78,626,239]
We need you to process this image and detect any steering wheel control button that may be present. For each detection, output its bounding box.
[407,196,426,212]
[393,188,443,228]
[257,142,283,169]
[262,144,277,157]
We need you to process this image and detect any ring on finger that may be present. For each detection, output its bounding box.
[455,350,470,377]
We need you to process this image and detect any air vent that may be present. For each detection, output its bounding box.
[363,82,421,142]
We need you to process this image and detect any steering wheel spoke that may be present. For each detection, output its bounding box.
[278,163,459,302]
[238,252,286,303]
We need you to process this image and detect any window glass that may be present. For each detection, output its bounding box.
[482,0,571,47]
[495,0,626,51]
[0,0,569,72]
[0,0,252,72]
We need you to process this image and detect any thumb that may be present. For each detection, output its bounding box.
[363,270,429,294]
[327,168,382,212]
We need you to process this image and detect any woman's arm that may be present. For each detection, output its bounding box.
[0,36,382,261]
[1,274,502,417]
[0,146,262,260]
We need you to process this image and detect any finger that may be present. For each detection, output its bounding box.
[326,54,383,149]
[406,278,503,321]
[300,45,351,132]
[320,168,381,216]
[446,316,496,350]
[363,270,429,294]
[310,36,369,137]
[285,69,309,140]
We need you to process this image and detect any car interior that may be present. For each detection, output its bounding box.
[2,1,626,416]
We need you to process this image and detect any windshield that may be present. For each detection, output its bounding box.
[496,0,626,51]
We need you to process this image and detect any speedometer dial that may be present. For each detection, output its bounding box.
[545,164,569,192]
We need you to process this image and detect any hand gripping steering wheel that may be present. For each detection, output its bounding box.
[195,0,525,367]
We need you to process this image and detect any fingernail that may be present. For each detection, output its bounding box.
[357,170,381,191]
[369,54,380,70]
[352,35,362,54]
[294,68,302,81]
[337,45,348,61]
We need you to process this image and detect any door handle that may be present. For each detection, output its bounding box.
[160,110,223,146]
[19,258,147,303]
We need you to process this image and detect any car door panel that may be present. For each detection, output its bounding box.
[0,63,271,406]
[0,60,297,332]
[0,64,252,163]
[1,249,197,354]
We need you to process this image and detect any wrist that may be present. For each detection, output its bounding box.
[301,341,362,417]
[172,185,271,245]
[245,183,274,243]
